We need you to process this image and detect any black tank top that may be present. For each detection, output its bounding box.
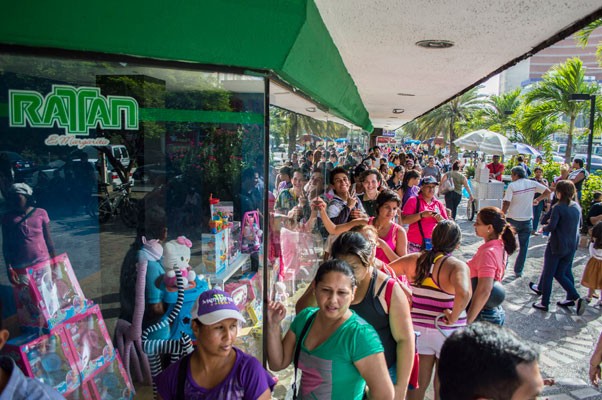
[350,269,396,368]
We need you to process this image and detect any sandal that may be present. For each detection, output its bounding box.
[532,302,549,312]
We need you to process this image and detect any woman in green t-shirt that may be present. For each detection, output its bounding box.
[266,260,394,400]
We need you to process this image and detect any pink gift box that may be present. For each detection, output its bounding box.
[63,304,115,381]
[239,271,262,301]
[2,326,81,394]
[13,253,89,332]
[87,354,134,400]
[224,281,249,311]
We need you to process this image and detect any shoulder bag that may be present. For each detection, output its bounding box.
[439,172,455,195]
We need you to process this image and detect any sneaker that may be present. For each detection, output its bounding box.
[576,298,586,316]
[594,300,602,309]
[528,282,542,296]
[557,299,576,307]
[532,302,549,311]
[531,231,540,236]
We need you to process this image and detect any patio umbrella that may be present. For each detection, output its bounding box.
[404,139,421,145]
[453,129,518,156]
[514,143,541,156]
[335,137,349,143]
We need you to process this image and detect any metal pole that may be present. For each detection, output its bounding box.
[586,95,596,173]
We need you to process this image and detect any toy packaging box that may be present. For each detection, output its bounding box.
[228,221,242,264]
[224,280,249,311]
[63,304,115,381]
[13,253,88,333]
[3,327,81,394]
[87,354,134,400]
[211,201,234,223]
[200,230,229,275]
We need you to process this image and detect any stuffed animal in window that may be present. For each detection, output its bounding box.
[163,236,196,289]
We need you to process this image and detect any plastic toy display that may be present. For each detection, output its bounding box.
[13,253,88,332]
[2,252,133,398]
[3,327,80,394]
[64,305,115,380]
[163,236,197,289]
[87,356,134,400]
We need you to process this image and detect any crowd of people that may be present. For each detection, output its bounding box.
[4,140,602,400]
[262,143,602,399]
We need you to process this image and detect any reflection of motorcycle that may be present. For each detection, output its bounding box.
[87,182,138,227]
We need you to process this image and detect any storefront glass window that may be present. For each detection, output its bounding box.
[0,52,266,395]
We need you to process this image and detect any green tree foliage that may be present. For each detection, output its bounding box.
[479,88,523,134]
[575,18,602,66]
[269,106,350,158]
[420,87,489,159]
[515,105,566,148]
[523,57,600,161]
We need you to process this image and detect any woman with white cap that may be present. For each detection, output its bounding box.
[2,183,55,282]
[155,289,274,399]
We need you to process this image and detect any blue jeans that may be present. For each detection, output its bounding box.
[476,306,505,326]
[508,218,532,276]
[540,245,579,307]
[532,201,545,232]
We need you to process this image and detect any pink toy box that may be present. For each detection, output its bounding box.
[239,271,262,301]
[87,354,134,399]
[224,280,249,311]
[64,380,93,400]
[13,253,88,333]
[2,326,81,394]
[63,304,115,381]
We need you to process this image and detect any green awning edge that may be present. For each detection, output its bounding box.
[0,0,373,132]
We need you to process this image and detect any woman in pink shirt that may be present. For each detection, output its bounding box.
[466,207,517,325]
[401,176,448,253]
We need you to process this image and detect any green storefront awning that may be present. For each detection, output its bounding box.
[0,0,373,132]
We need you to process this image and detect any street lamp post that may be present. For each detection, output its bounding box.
[570,93,597,173]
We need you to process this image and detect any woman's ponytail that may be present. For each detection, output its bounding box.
[501,223,517,255]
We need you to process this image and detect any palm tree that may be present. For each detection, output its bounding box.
[420,87,488,159]
[575,18,602,65]
[480,88,523,134]
[515,105,566,148]
[523,57,599,161]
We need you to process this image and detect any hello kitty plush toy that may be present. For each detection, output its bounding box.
[163,236,197,289]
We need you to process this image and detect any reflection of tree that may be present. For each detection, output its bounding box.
[269,106,350,157]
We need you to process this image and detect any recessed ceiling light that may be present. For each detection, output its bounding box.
[306,107,316,112]
[415,39,454,49]
[397,93,415,96]
[392,108,405,114]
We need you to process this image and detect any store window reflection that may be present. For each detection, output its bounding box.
[0,52,266,396]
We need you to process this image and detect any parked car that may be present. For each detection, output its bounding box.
[0,151,36,181]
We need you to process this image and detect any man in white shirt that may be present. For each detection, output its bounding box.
[502,166,551,277]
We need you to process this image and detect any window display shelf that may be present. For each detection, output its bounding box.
[209,253,251,286]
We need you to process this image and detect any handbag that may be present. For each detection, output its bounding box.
[439,172,455,195]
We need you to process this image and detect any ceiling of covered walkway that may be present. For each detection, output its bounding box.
[312,0,602,129]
